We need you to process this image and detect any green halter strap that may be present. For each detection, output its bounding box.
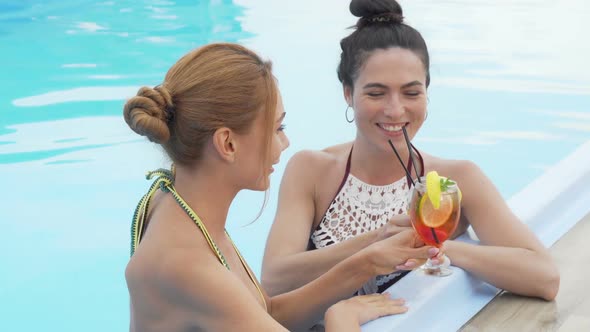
[129,167,268,311]
[129,168,229,269]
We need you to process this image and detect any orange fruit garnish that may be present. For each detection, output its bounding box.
[419,194,453,228]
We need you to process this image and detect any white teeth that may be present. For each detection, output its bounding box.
[379,124,404,132]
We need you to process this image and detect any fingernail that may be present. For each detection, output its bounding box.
[428,248,439,256]
[405,261,416,267]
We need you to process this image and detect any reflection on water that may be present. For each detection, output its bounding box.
[0,0,589,331]
[1,0,251,132]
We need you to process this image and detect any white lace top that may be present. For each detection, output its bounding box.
[310,174,411,295]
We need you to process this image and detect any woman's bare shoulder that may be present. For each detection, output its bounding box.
[127,237,215,285]
[158,247,220,286]
[126,204,223,290]
[286,142,352,172]
[425,154,484,184]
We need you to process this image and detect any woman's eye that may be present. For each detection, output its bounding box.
[278,124,286,132]
[367,92,384,97]
[405,91,421,97]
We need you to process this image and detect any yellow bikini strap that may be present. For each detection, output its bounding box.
[228,235,268,312]
[130,168,229,269]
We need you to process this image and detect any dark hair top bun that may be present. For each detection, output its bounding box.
[350,0,404,26]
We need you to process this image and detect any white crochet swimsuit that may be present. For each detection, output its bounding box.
[308,145,424,294]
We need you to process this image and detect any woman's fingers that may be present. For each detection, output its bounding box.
[395,258,428,270]
[373,236,440,273]
[429,243,447,264]
[378,216,412,240]
[395,259,417,270]
[364,293,405,305]
[391,229,426,248]
[377,302,409,316]
[390,214,411,227]
[357,293,408,323]
[409,246,439,259]
[395,246,438,270]
[328,293,409,327]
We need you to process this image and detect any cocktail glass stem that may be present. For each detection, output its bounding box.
[420,253,452,277]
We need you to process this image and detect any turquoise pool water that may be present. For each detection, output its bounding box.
[1,0,588,330]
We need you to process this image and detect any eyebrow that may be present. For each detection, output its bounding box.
[401,81,423,88]
[276,112,286,122]
[362,81,423,89]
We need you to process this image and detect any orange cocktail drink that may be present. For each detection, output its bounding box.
[408,171,461,276]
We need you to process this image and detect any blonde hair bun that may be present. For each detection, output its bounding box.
[124,86,174,144]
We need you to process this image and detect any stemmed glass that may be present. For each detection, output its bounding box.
[407,176,460,276]
[388,127,461,277]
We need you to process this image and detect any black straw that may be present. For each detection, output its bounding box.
[388,139,415,187]
[402,127,421,183]
[431,228,440,244]
[399,129,438,243]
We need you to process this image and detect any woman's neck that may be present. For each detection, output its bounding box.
[351,136,413,186]
[172,163,237,238]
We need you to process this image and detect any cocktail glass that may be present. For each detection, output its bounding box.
[408,176,461,277]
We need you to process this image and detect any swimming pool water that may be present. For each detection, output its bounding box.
[1,0,589,331]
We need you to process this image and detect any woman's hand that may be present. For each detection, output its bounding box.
[366,229,439,275]
[324,293,407,330]
[427,241,449,266]
[375,214,413,242]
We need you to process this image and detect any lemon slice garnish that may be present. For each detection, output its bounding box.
[426,171,442,209]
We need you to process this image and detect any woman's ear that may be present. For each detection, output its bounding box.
[343,85,353,106]
[212,127,236,162]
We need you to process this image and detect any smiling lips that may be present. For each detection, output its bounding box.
[377,122,408,136]
[270,160,280,173]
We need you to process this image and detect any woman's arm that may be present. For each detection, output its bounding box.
[269,229,436,330]
[263,150,406,296]
[157,248,410,332]
[445,161,559,300]
[269,250,375,330]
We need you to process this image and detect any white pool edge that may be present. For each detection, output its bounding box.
[362,140,590,332]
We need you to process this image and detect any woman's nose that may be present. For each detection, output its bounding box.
[281,134,290,151]
[384,94,404,117]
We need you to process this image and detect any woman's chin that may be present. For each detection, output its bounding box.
[249,177,271,192]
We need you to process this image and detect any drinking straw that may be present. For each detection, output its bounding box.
[387,139,414,187]
[432,229,440,245]
[402,127,421,184]
[400,128,440,245]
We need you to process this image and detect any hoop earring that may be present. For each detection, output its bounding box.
[424,111,429,121]
[345,105,354,123]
